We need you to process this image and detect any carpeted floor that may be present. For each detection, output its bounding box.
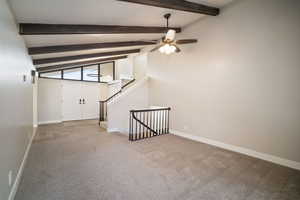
[16,120,300,200]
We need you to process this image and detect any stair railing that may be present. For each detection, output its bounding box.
[129,107,171,141]
[99,79,135,125]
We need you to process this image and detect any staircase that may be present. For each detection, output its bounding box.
[99,78,135,128]
[99,77,171,141]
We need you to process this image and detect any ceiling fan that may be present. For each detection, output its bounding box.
[150,13,198,54]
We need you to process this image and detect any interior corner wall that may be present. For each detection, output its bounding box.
[0,0,35,199]
[37,78,63,124]
[133,53,148,81]
[33,75,38,127]
[115,57,133,80]
[107,78,149,133]
[148,0,300,163]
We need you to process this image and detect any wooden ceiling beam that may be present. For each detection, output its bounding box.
[36,56,127,72]
[33,49,140,65]
[28,41,156,55]
[19,23,181,35]
[117,0,220,16]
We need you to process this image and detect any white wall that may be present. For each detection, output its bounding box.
[38,79,63,124]
[32,75,38,127]
[99,83,108,101]
[133,53,148,81]
[108,80,122,97]
[115,57,133,80]
[107,77,149,133]
[0,0,35,199]
[148,0,300,163]
[114,54,147,81]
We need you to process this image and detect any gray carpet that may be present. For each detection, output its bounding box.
[15,120,300,200]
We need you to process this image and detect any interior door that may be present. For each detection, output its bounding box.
[62,81,82,121]
[81,82,100,120]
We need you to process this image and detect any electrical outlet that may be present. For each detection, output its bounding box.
[8,170,12,187]
[23,75,27,82]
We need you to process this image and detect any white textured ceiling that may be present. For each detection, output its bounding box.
[9,0,234,68]
[36,54,140,68]
[9,0,233,26]
[31,46,145,60]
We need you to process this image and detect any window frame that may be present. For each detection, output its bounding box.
[62,67,83,81]
[38,61,116,83]
[39,70,63,79]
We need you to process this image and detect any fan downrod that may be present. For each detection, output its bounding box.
[164,13,171,28]
[164,13,171,20]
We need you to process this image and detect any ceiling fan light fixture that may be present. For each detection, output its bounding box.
[150,13,197,54]
[159,44,176,55]
[170,45,176,52]
[159,45,165,53]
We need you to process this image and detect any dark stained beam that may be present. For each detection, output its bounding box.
[19,23,181,35]
[117,0,220,16]
[33,49,140,65]
[36,56,127,72]
[28,41,157,55]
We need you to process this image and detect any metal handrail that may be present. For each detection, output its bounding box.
[99,79,135,125]
[99,79,135,103]
[130,107,170,113]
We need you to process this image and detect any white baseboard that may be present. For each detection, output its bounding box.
[107,128,120,133]
[38,120,61,125]
[8,128,37,200]
[170,129,300,171]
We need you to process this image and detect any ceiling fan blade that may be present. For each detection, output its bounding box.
[138,39,159,44]
[150,44,164,52]
[176,39,198,44]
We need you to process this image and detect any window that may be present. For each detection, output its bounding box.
[63,68,81,80]
[100,62,114,83]
[83,65,99,82]
[38,61,116,83]
[39,71,61,79]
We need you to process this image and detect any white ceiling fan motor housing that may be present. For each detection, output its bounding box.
[165,29,176,41]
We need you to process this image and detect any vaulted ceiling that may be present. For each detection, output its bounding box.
[9,0,234,71]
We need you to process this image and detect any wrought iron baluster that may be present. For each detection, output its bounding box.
[128,108,170,141]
